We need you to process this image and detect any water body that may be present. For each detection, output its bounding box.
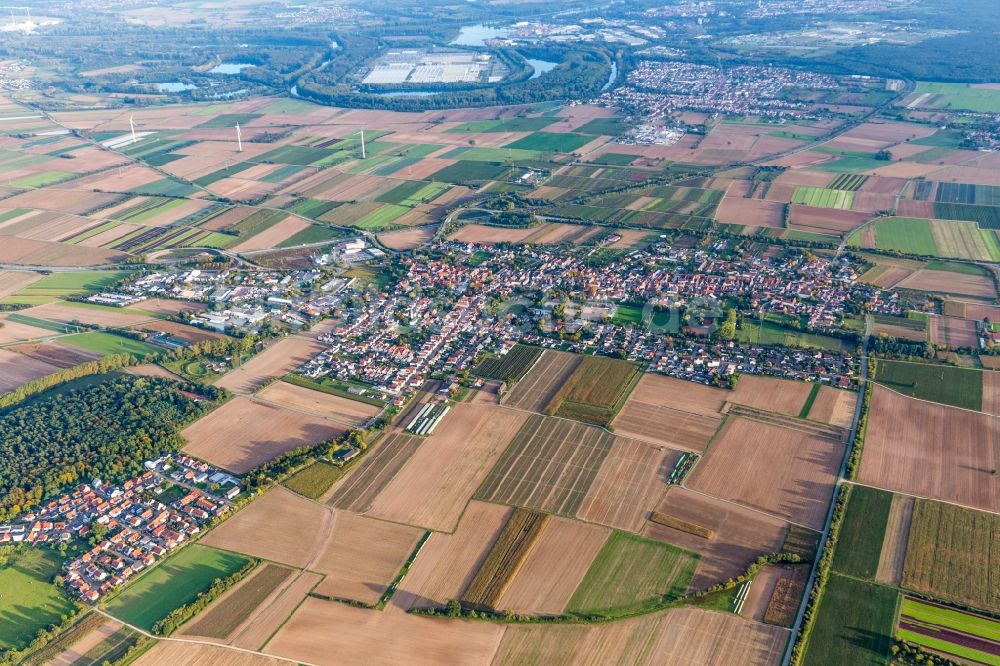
[602,62,618,91]
[156,82,197,93]
[450,24,509,47]
[209,62,256,75]
[370,91,438,98]
[527,59,558,79]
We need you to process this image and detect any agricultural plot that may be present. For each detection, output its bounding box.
[873,359,982,410]
[256,381,381,427]
[180,396,347,474]
[544,355,643,426]
[502,349,581,412]
[282,461,346,500]
[687,416,844,530]
[897,596,1000,666]
[902,499,1000,614]
[62,331,164,359]
[129,642,284,666]
[180,564,294,639]
[461,508,549,610]
[474,414,614,516]
[567,531,698,614]
[472,343,542,382]
[0,347,61,393]
[214,334,326,393]
[105,545,251,631]
[869,217,940,256]
[495,517,610,616]
[613,376,724,451]
[803,573,898,666]
[0,548,76,652]
[326,431,423,512]
[229,571,322,651]
[504,131,593,153]
[790,186,855,210]
[908,82,1000,114]
[831,485,893,580]
[643,487,790,590]
[934,202,1000,229]
[448,117,556,133]
[859,385,1000,514]
[367,404,528,532]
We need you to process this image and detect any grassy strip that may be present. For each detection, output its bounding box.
[374,531,431,610]
[283,373,386,407]
[799,383,821,419]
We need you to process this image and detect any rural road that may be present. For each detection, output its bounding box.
[781,314,871,666]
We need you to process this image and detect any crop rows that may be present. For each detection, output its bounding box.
[473,344,542,382]
[829,174,868,191]
[897,596,1000,665]
[327,432,423,512]
[460,508,548,610]
[934,201,1000,229]
[546,355,642,426]
[790,186,855,210]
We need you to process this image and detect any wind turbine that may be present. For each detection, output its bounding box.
[129,115,137,145]
[235,122,243,152]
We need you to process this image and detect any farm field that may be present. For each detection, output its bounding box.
[132,641,285,666]
[789,186,855,209]
[643,487,790,590]
[62,331,164,359]
[802,573,898,666]
[831,485,892,580]
[367,404,528,532]
[201,487,331,569]
[474,413,615,516]
[902,499,1000,614]
[105,545,251,631]
[326,431,424,512]
[282,461,346,499]
[0,548,76,651]
[612,379,723,451]
[213,334,326,393]
[567,531,697,614]
[688,416,843,529]
[873,359,983,410]
[0,347,61,392]
[501,349,581,412]
[907,82,1000,113]
[806,387,858,429]
[896,596,1000,666]
[255,380,381,427]
[180,563,294,640]
[495,517,610,616]
[180,396,347,474]
[858,385,999,513]
[461,508,549,611]
[728,375,815,417]
[472,343,542,383]
[544,355,643,426]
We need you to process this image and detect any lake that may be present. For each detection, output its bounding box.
[450,24,509,47]
[527,59,558,79]
[209,63,256,75]
[156,82,197,92]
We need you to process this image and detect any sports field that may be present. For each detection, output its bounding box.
[105,545,252,630]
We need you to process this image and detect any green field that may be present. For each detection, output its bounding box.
[105,545,251,630]
[196,113,262,129]
[131,178,197,197]
[911,82,1000,114]
[472,343,542,382]
[567,531,697,614]
[352,204,410,230]
[576,118,630,136]
[610,304,644,326]
[63,331,164,360]
[873,359,982,410]
[4,312,80,333]
[803,573,898,666]
[897,597,1000,666]
[814,156,890,173]
[790,186,855,210]
[504,131,592,153]
[831,486,892,580]
[736,319,846,352]
[378,180,449,207]
[448,117,555,133]
[0,548,77,651]
[283,461,348,499]
[869,217,939,256]
[10,170,76,188]
[444,146,545,162]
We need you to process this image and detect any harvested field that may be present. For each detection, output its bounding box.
[134,642,284,666]
[394,501,512,612]
[133,298,206,315]
[929,315,978,349]
[256,381,380,427]
[214,334,326,393]
[132,320,222,344]
[502,349,581,412]
[714,198,785,228]
[128,363,185,381]
[368,404,528,532]
[729,375,814,417]
[787,205,869,235]
[613,380,724,451]
[575,438,676,532]
[620,374,728,421]
[0,235,123,266]
[760,566,809,628]
[326,431,423,512]
[806,387,858,429]
[377,226,436,250]
[984,371,1000,417]
[0,315,56,345]
[474,414,615,516]
[643,487,789,590]
[858,385,999,513]
[6,341,100,368]
[496,517,610,616]
[264,597,506,666]
[897,269,997,299]
[47,616,125,666]
[232,216,310,252]
[494,607,787,666]
[312,512,424,605]
[231,571,322,651]
[903,499,1000,614]
[448,223,588,245]
[743,565,794,624]
[0,270,40,297]
[0,347,59,392]
[689,417,843,530]
[181,396,346,474]
[462,508,548,610]
[875,494,914,586]
[201,487,330,568]
[180,564,294,640]
[16,301,154,327]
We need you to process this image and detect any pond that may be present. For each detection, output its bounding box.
[450,24,509,47]
[156,82,197,93]
[527,59,558,79]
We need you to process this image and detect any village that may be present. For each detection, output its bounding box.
[0,455,239,603]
